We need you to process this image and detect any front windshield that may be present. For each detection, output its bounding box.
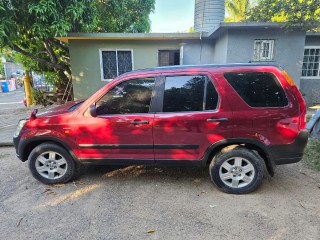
[68,101,84,112]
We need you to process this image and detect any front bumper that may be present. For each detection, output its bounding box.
[267,130,309,165]
[13,136,23,161]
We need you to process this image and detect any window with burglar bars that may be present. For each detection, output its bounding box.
[302,47,320,78]
[100,50,133,80]
[253,40,274,61]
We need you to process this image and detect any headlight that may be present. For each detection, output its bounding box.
[14,119,27,137]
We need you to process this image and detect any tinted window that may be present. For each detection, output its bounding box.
[163,75,218,112]
[224,72,288,107]
[96,78,155,115]
[205,80,219,110]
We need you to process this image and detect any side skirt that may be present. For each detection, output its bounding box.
[79,158,203,167]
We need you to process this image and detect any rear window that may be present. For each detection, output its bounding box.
[224,72,288,107]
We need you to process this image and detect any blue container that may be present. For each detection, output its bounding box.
[1,81,9,92]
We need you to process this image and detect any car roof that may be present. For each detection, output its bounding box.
[121,63,281,77]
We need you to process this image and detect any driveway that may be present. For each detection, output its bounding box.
[0,89,29,145]
[0,146,319,240]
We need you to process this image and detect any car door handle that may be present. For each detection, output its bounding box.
[206,118,229,123]
[130,120,149,125]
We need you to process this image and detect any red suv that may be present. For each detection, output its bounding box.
[13,64,308,194]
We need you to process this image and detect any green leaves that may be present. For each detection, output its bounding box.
[248,0,320,31]
[226,0,252,22]
[0,0,155,92]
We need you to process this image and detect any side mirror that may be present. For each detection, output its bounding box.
[89,105,97,117]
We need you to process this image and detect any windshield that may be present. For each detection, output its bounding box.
[68,101,84,112]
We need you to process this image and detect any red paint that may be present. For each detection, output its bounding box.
[18,65,306,161]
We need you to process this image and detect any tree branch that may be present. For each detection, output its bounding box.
[44,39,58,65]
[11,43,71,75]
[48,38,69,53]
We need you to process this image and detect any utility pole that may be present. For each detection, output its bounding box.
[23,70,32,106]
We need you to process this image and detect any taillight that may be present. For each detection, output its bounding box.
[276,117,300,139]
[282,70,307,130]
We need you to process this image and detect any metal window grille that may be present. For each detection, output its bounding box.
[101,50,133,80]
[253,40,274,61]
[302,48,320,77]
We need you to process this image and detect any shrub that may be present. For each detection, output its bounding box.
[31,87,48,106]
[303,139,320,171]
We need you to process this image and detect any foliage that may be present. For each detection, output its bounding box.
[225,0,253,22]
[0,0,155,95]
[303,139,320,171]
[31,87,48,106]
[0,61,4,77]
[93,0,155,33]
[248,0,320,31]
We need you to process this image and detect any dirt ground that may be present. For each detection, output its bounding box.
[0,146,319,240]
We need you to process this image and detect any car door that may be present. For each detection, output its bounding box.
[153,73,233,162]
[74,77,156,162]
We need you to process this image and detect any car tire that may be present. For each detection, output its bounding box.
[28,142,76,184]
[209,146,264,194]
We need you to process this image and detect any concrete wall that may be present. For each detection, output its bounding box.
[183,39,215,65]
[305,36,320,46]
[69,29,309,101]
[212,32,228,63]
[226,29,306,87]
[70,40,181,99]
[69,39,216,99]
[300,35,320,106]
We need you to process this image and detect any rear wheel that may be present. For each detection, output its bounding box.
[209,147,264,194]
[28,143,76,184]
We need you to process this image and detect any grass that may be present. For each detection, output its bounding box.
[303,139,320,171]
[306,115,312,123]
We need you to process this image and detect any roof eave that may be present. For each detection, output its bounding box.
[56,32,201,43]
[206,22,287,39]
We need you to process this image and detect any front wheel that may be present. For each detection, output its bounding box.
[209,147,264,194]
[28,143,76,184]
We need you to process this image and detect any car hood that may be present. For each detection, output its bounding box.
[36,100,84,118]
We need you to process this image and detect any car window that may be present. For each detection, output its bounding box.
[205,79,219,110]
[224,72,288,108]
[96,78,155,115]
[162,75,218,112]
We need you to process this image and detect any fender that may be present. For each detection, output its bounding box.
[200,138,275,175]
[16,136,80,163]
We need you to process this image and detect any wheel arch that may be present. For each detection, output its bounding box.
[201,139,275,176]
[19,137,80,164]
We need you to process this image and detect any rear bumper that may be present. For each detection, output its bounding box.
[267,130,309,165]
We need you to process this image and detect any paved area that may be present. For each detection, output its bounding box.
[0,89,49,146]
[0,89,29,146]
[0,146,320,240]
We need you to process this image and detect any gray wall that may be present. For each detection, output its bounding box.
[212,32,228,63]
[226,29,306,87]
[183,39,215,65]
[300,35,320,106]
[305,36,320,46]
